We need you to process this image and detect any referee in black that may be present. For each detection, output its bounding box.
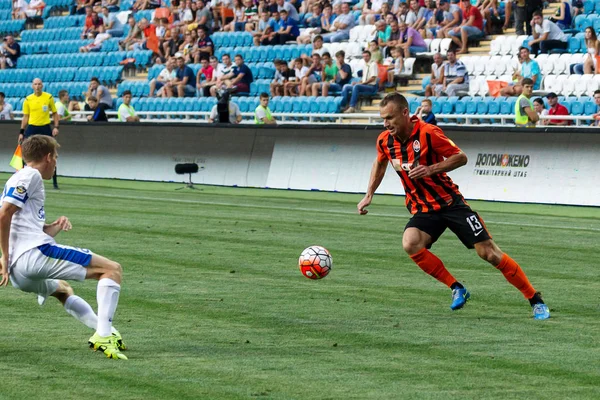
[19,78,61,189]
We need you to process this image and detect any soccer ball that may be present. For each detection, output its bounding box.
[298,246,332,279]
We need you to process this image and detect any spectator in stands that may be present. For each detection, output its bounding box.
[82,10,104,39]
[210,53,235,97]
[321,3,354,43]
[415,98,437,125]
[480,0,502,35]
[424,52,445,97]
[546,92,570,126]
[194,0,213,28]
[100,0,119,13]
[133,0,162,11]
[300,35,325,62]
[149,58,177,97]
[532,97,548,126]
[500,46,541,96]
[102,6,124,37]
[510,0,526,35]
[303,4,322,30]
[405,0,420,27]
[525,0,543,36]
[227,54,253,94]
[447,0,483,54]
[582,27,600,75]
[359,0,387,26]
[414,0,435,33]
[196,58,214,96]
[55,90,80,122]
[258,10,280,45]
[167,53,196,97]
[319,4,335,36]
[0,35,20,69]
[16,0,45,18]
[251,10,270,45]
[270,59,293,96]
[255,93,276,124]
[0,92,14,120]
[223,0,246,32]
[435,0,461,39]
[86,77,113,111]
[591,90,600,126]
[398,21,428,58]
[118,91,140,122]
[208,99,242,123]
[284,57,308,96]
[310,52,336,96]
[272,8,299,44]
[120,16,142,51]
[301,53,322,96]
[276,0,298,22]
[514,78,538,128]
[85,96,109,122]
[528,11,568,55]
[397,2,409,24]
[385,46,404,86]
[380,20,401,58]
[80,25,112,52]
[72,0,92,15]
[369,40,383,64]
[134,18,162,61]
[193,26,213,62]
[318,50,352,97]
[434,48,468,97]
[199,56,221,95]
[341,50,379,114]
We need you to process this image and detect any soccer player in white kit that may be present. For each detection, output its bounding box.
[0,135,127,360]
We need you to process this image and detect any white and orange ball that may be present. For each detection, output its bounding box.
[298,246,332,279]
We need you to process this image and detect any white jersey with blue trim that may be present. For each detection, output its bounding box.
[1,166,55,268]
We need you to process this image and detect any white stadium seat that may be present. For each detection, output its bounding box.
[402,57,416,76]
[349,26,361,42]
[561,76,575,96]
[500,35,517,56]
[460,56,474,75]
[535,54,552,75]
[553,54,568,75]
[439,38,452,56]
[473,56,489,76]
[572,74,592,97]
[513,35,529,55]
[489,37,502,56]
[487,55,503,75]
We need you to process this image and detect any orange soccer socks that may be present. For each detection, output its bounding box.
[495,253,537,300]
[410,248,457,288]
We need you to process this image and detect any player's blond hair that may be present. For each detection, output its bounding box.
[22,135,60,163]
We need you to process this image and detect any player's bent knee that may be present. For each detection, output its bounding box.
[475,241,502,265]
[51,280,74,302]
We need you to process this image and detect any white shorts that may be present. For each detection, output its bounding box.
[10,244,93,303]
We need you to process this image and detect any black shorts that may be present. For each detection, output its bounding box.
[25,124,52,137]
[404,197,492,249]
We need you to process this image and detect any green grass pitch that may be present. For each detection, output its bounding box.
[0,174,599,400]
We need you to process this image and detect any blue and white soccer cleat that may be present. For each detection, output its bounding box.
[450,287,470,310]
[533,303,550,320]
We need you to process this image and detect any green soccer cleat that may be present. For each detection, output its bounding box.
[112,329,127,351]
[88,333,128,360]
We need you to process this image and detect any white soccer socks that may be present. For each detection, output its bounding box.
[96,278,121,337]
[64,294,98,330]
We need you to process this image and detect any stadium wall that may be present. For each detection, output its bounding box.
[0,122,598,206]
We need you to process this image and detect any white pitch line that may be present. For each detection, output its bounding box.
[51,190,600,233]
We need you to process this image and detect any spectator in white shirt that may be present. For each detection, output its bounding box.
[341,50,379,113]
[0,92,14,120]
[528,11,568,55]
[321,3,355,43]
[149,58,177,97]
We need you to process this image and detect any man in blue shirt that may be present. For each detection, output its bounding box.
[320,50,352,96]
[415,99,437,125]
[500,46,542,96]
[226,54,253,94]
[172,53,196,97]
[273,9,299,44]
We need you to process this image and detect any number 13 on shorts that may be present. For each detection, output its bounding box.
[466,215,483,233]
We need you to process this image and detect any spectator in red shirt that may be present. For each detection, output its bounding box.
[196,58,215,96]
[546,92,570,126]
[82,10,103,39]
[447,0,483,54]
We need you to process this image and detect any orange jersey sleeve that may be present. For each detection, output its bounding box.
[376,131,390,163]
[427,125,462,158]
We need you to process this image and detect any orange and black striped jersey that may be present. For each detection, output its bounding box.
[376,116,464,214]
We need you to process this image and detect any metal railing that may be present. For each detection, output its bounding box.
[9,111,599,127]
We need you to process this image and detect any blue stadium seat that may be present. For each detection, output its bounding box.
[570,99,584,115]
[584,98,597,115]
[575,15,591,31]
[500,97,516,115]
[584,1,595,14]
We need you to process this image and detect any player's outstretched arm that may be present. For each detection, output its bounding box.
[0,202,20,287]
[358,158,387,215]
[43,216,72,238]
